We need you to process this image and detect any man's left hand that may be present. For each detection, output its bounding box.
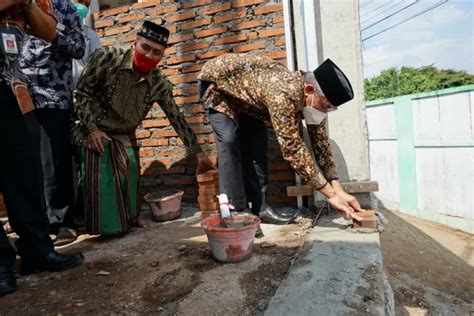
[195,152,216,175]
[336,190,365,213]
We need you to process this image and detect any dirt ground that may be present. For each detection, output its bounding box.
[380,210,474,316]
[0,205,315,315]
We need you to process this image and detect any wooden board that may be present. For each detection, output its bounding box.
[286,181,379,197]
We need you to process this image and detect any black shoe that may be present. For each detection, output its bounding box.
[255,225,264,238]
[259,207,297,225]
[20,251,84,276]
[0,266,16,297]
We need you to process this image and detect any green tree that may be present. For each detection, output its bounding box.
[364,65,474,101]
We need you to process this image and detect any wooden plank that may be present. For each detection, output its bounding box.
[287,181,379,197]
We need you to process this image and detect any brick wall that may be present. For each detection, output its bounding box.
[93,0,296,205]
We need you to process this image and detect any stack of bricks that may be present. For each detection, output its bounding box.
[352,210,377,229]
[93,0,296,206]
[0,193,7,218]
[196,170,219,218]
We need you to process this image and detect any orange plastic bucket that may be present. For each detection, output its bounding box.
[202,214,260,263]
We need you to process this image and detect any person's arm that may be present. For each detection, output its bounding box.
[23,0,57,42]
[0,0,20,11]
[53,1,85,59]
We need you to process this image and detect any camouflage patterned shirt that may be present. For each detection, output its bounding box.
[72,47,202,155]
[199,53,338,189]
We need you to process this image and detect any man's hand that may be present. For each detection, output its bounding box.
[195,152,215,175]
[87,130,111,154]
[0,0,21,11]
[327,194,363,221]
[331,180,366,213]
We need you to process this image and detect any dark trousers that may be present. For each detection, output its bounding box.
[35,109,75,228]
[0,80,53,268]
[208,108,268,212]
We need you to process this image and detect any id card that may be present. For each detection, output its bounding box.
[2,33,18,55]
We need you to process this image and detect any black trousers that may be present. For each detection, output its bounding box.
[35,109,75,228]
[208,108,268,212]
[0,80,53,268]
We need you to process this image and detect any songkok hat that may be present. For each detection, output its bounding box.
[313,59,354,107]
[137,21,170,46]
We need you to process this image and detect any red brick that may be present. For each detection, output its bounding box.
[263,50,286,59]
[163,177,194,185]
[232,20,265,30]
[152,111,167,118]
[172,89,184,96]
[232,0,264,8]
[248,31,258,39]
[233,42,264,53]
[197,49,229,60]
[95,20,114,29]
[151,18,163,25]
[135,130,151,139]
[118,13,145,24]
[182,42,210,52]
[148,4,179,16]
[138,150,154,158]
[275,37,285,46]
[214,10,247,23]
[92,12,100,20]
[101,6,129,18]
[141,139,169,147]
[132,0,161,9]
[259,27,285,38]
[104,25,131,36]
[186,85,199,94]
[159,148,187,157]
[352,215,377,229]
[167,26,178,34]
[268,172,295,181]
[161,68,179,76]
[185,116,206,124]
[189,105,205,114]
[168,33,194,44]
[152,130,178,138]
[164,47,177,54]
[273,15,284,24]
[183,0,213,9]
[167,11,196,23]
[174,96,200,105]
[191,126,212,134]
[142,119,170,128]
[121,33,136,42]
[166,55,196,65]
[100,38,116,47]
[202,3,231,15]
[208,134,215,143]
[180,18,212,31]
[214,34,247,45]
[182,64,203,73]
[254,4,283,15]
[196,27,228,38]
[168,73,198,84]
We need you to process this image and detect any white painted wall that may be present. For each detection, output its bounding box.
[367,89,474,232]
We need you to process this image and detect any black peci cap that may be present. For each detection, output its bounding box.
[313,59,354,107]
[137,21,170,46]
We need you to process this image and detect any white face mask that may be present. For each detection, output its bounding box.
[302,94,327,125]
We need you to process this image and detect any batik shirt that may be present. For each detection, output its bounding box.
[0,0,55,87]
[20,0,84,109]
[199,53,338,189]
[72,47,202,155]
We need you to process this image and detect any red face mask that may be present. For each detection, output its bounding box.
[133,50,159,73]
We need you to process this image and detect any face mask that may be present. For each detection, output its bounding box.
[302,94,328,125]
[74,3,89,19]
[133,50,159,73]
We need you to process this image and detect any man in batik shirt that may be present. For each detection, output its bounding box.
[198,54,365,223]
[72,21,213,235]
[0,0,83,297]
[20,0,85,246]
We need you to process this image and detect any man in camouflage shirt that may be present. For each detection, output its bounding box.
[71,21,213,235]
[198,54,365,223]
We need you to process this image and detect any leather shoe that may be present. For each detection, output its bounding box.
[259,206,298,225]
[0,266,16,297]
[21,251,84,276]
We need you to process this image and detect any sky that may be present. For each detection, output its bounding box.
[360,0,474,78]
